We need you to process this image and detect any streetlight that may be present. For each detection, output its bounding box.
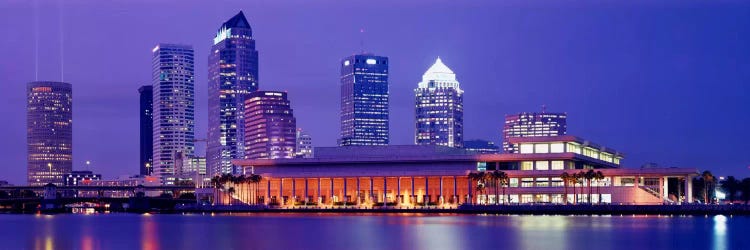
[86,160,91,171]
[47,163,52,182]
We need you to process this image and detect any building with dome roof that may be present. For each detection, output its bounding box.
[415,57,464,148]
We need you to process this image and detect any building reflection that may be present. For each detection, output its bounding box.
[141,215,159,250]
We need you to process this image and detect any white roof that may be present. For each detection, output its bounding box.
[417,57,461,91]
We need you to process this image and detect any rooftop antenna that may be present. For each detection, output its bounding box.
[359,28,365,54]
[34,0,39,81]
[57,0,64,82]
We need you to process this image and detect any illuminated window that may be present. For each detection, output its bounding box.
[550,143,564,153]
[551,161,564,170]
[535,144,549,153]
[520,144,534,154]
[521,161,533,170]
[535,161,549,170]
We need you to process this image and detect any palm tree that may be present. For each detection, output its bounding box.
[560,172,570,205]
[702,171,715,204]
[585,170,595,204]
[227,187,236,206]
[468,172,487,205]
[475,183,486,203]
[594,171,605,204]
[250,174,262,204]
[210,176,222,205]
[572,172,581,204]
[490,171,501,205]
[720,176,740,204]
[497,171,509,204]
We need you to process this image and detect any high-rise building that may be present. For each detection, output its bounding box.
[295,128,313,158]
[243,91,297,159]
[339,54,389,146]
[138,85,153,176]
[463,139,500,154]
[414,58,464,148]
[502,111,567,153]
[152,44,195,184]
[208,11,259,175]
[27,81,72,186]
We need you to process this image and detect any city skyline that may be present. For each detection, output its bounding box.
[1,1,749,184]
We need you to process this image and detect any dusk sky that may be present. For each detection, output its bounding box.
[1,0,749,184]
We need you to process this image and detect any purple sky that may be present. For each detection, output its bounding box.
[1,0,749,184]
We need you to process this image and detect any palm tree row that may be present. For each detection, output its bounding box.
[210,173,263,205]
[560,170,604,204]
[468,170,510,205]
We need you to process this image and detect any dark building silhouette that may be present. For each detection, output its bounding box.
[138,85,153,176]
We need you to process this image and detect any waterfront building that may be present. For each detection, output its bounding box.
[295,128,313,158]
[463,140,500,154]
[152,44,196,184]
[244,91,297,159]
[339,54,389,146]
[503,111,567,153]
[27,81,73,186]
[208,11,260,175]
[138,85,154,176]
[232,136,697,207]
[64,171,102,186]
[415,58,464,148]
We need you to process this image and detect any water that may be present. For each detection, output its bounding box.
[0,213,747,250]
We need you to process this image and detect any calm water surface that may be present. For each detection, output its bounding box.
[0,213,747,250]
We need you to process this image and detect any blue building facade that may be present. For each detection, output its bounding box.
[208,11,260,175]
[339,54,389,146]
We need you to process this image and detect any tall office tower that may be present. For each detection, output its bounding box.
[152,44,196,184]
[339,54,389,146]
[138,85,153,176]
[208,11,259,175]
[414,58,464,148]
[295,128,313,158]
[27,81,73,186]
[243,91,297,159]
[502,111,567,153]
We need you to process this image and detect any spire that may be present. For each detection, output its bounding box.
[223,11,251,29]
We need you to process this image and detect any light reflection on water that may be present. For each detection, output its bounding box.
[0,213,746,250]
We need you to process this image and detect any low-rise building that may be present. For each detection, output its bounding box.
[232,136,698,207]
[64,171,102,186]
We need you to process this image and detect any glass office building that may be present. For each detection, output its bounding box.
[152,44,196,183]
[415,58,464,148]
[27,81,72,186]
[208,11,260,175]
[502,112,567,153]
[339,54,389,146]
[244,91,296,159]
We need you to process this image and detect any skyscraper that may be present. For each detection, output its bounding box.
[152,44,195,184]
[243,91,296,159]
[27,81,72,186]
[339,54,389,146]
[414,58,464,148]
[502,111,567,152]
[295,128,313,158]
[138,85,153,176]
[208,11,259,175]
